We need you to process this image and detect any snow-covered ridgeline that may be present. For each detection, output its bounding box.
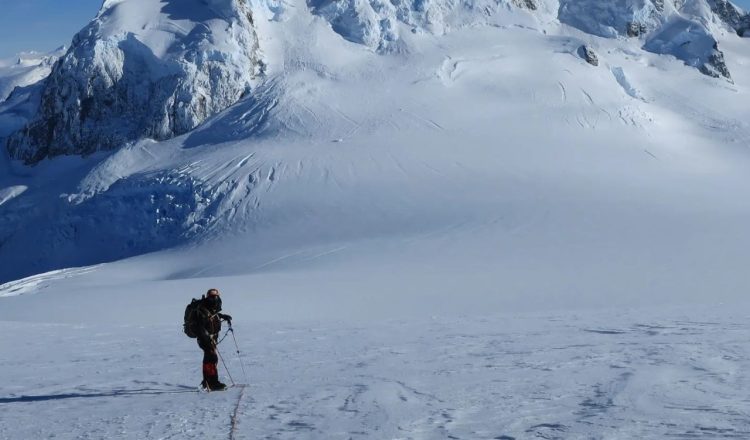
[0,48,65,103]
[5,0,263,164]
[0,49,67,141]
[3,0,749,165]
[313,0,745,79]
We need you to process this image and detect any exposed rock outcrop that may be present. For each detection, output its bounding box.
[578,45,599,66]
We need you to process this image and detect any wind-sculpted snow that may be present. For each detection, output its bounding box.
[5,0,262,164]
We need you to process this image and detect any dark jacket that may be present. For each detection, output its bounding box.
[196,303,222,346]
[194,299,231,348]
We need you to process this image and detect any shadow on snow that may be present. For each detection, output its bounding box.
[0,386,197,404]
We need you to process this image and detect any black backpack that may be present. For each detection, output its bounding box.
[183,298,202,338]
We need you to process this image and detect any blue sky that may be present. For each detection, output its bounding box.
[1,0,750,59]
[0,0,101,58]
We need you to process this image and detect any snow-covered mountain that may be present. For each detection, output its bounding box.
[3,1,750,438]
[0,48,65,103]
[4,0,262,164]
[0,0,748,290]
[0,49,67,145]
[3,0,748,166]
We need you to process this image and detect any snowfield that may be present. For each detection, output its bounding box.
[2,307,750,439]
[2,0,750,438]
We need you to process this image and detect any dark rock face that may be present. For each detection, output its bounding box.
[700,43,732,80]
[578,45,599,66]
[512,0,537,10]
[708,0,750,36]
[709,0,743,29]
[626,21,649,37]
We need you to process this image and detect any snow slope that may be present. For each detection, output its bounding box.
[3,0,750,300]
[1,0,750,438]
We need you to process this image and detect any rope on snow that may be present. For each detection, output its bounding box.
[229,384,246,440]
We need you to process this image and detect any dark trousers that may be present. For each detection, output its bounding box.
[198,337,219,385]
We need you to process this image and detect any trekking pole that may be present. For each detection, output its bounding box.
[229,325,250,385]
[216,345,236,387]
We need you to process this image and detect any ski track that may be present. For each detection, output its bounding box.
[2,309,750,439]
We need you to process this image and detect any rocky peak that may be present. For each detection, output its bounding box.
[6,0,263,164]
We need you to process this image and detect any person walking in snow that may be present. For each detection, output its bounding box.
[191,288,233,391]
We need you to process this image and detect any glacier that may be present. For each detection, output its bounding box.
[1,0,750,438]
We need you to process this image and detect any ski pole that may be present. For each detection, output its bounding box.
[216,345,236,387]
[229,325,250,385]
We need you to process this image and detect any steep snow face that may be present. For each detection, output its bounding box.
[5,0,263,164]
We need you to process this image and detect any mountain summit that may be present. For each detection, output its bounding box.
[5,0,262,164]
